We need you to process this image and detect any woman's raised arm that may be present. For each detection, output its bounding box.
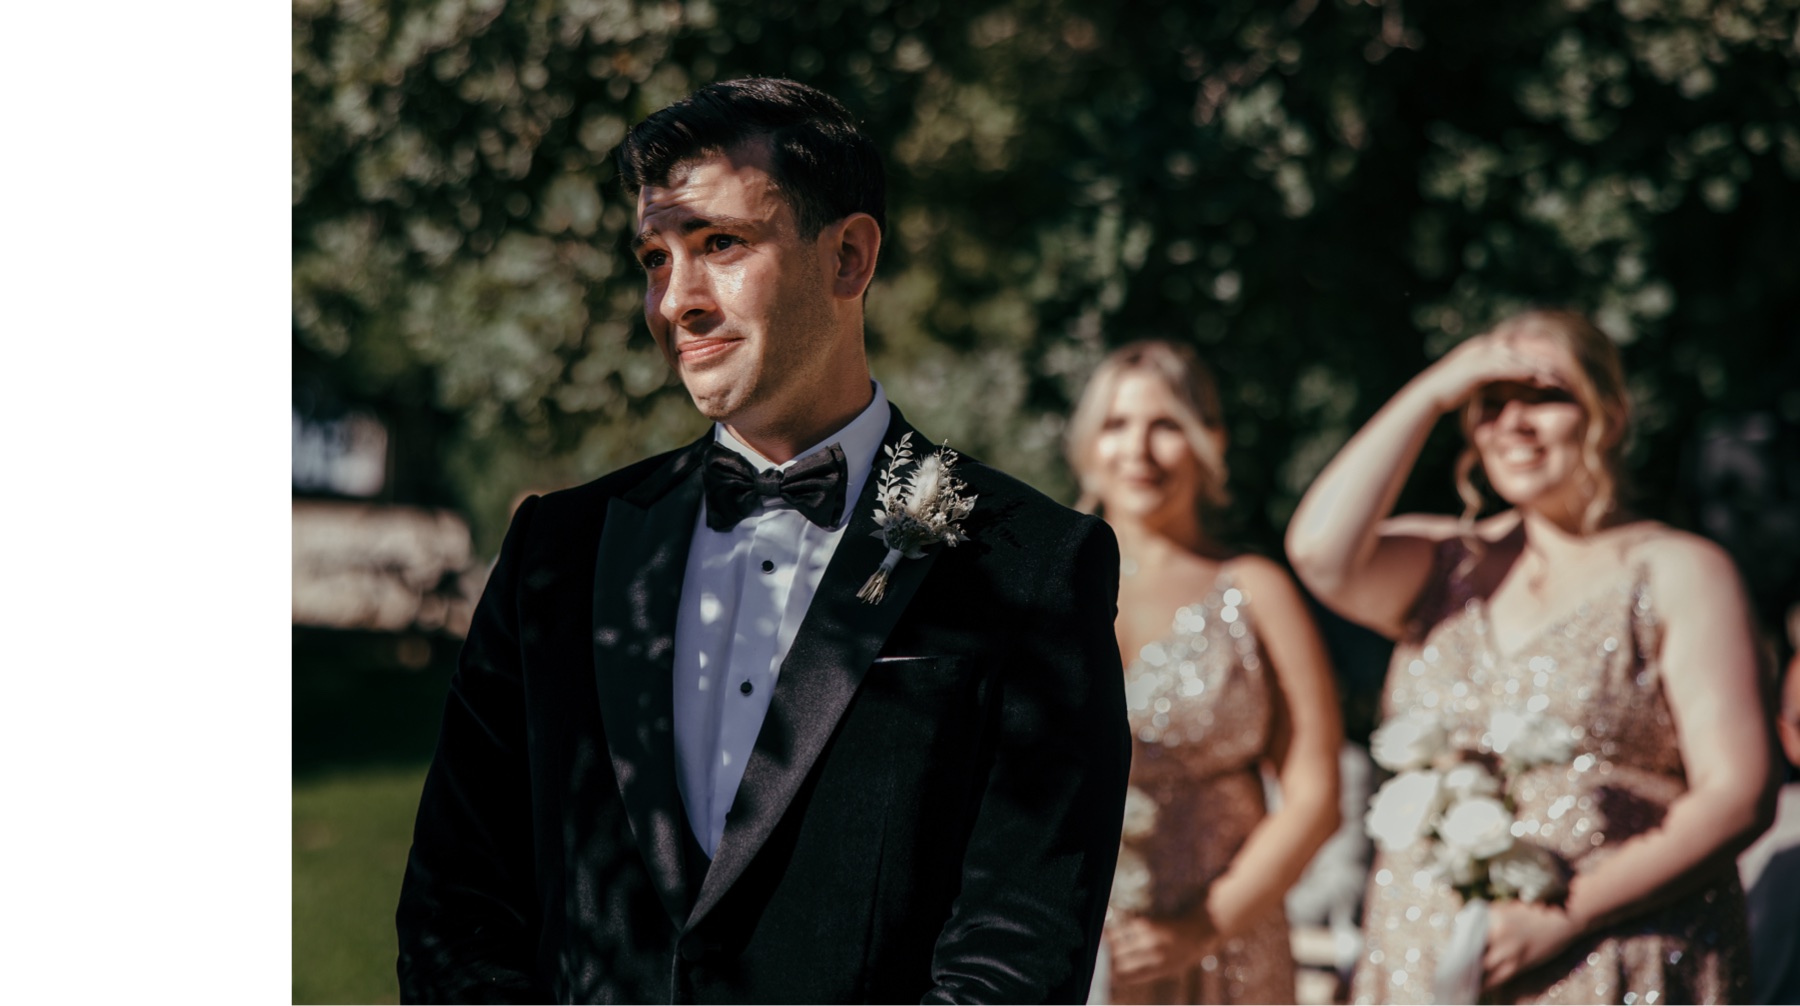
[1285,333,1560,637]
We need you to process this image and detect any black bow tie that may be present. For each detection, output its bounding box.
[702,440,849,532]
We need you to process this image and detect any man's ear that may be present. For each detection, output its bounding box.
[827,213,882,301]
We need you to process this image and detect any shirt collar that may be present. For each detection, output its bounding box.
[711,381,891,523]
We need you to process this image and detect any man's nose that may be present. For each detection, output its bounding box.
[658,256,716,329]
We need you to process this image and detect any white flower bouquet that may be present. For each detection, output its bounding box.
[1362,709,1574,1003]
[1108,786,1159,916]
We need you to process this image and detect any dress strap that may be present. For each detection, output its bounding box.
[1402,535,1476,638]
[1204,561,1242,609]
[1627,560,1661,661]
[1440,534,1483,595]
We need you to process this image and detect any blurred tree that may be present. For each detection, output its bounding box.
[293,0,1800,625]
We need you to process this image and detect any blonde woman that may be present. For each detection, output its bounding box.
[1071,340,1342,1004]
[1287,310,1777,1003]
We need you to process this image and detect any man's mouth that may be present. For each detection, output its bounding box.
[677,337,742,365]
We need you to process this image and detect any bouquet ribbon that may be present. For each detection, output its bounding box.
[1433,897,1489,1004]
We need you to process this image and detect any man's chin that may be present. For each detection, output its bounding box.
[683,381,750,422]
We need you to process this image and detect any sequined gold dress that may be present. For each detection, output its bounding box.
[1107,568,1297,1005]
[1353,539,1751,1005]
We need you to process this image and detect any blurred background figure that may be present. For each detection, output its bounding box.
[1281,741,1377,1000]
[1288,309,1777,1004]
[1069,341,1342,1004]
[1738,605,1800,1005]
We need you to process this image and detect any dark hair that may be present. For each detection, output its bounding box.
[617,77,886,238]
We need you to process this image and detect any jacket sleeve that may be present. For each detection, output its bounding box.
[923,514,1131,1003]
[396,496,544,1004]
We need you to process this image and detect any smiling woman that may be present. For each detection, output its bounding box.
[1067,341,1343,1006]
[1286,310,1778,1005]
[1450,311,1632,545]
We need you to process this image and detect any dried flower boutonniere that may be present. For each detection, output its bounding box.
[857,433,977,604]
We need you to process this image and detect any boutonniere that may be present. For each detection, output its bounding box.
[857,433,978,604]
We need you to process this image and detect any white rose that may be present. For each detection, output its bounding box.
[1364,770,1445,853]
[1437,796,1515,860]
[1487,710,1530,755]
[1370,714,1449,772]
[1515,715,1575,766]
[1488,842,1567,903]
[1110,845,1151,913]
[1442,761,1502,801]
[1488,711,1575,768]
[1121,787,1158,841]
[1432,844,1484,887]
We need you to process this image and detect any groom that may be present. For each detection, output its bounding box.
[396,78,1129,1004]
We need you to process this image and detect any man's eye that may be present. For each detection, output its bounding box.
[706,234,740,252]
[639,251,667,270]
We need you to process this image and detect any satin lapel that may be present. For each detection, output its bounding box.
[689,408,939,928]
[591,436,708,929]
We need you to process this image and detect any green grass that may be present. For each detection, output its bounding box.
[294,629,457,1005]
[293,767,428,1005]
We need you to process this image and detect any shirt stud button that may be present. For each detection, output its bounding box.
[760,560,774,573]
[740,681,754,696]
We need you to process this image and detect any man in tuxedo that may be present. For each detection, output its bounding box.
[396,77,1130,1004]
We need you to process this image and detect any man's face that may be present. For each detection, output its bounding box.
[633,145,838,427]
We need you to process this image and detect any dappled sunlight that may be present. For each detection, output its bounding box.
[295,0,1800,1000]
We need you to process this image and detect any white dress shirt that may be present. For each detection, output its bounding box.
[672,382,890,858]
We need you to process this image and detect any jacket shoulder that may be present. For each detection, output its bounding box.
[954,455,1094,535]
[524,441,701,528]
[942,455,1114,590]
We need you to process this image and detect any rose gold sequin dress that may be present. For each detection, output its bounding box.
[1108,569,1297,1005]
[1353,539,1752,1005]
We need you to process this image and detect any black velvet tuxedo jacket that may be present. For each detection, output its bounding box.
[396,405,1131,1004]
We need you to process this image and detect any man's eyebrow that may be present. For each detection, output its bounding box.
[631,214,759,252]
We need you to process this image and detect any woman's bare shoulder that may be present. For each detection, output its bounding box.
[1222,552,1291,594]
[1621,521,1741,586]
[1222,553,1316,618]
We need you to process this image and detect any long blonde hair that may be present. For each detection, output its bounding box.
[1065,339,1231,515]
[1453,309,1631,534]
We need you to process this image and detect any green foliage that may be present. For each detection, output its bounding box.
[294,0,1800,578]
[289,5,1800,988]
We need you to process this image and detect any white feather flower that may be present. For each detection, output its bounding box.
[858,435,978,603]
